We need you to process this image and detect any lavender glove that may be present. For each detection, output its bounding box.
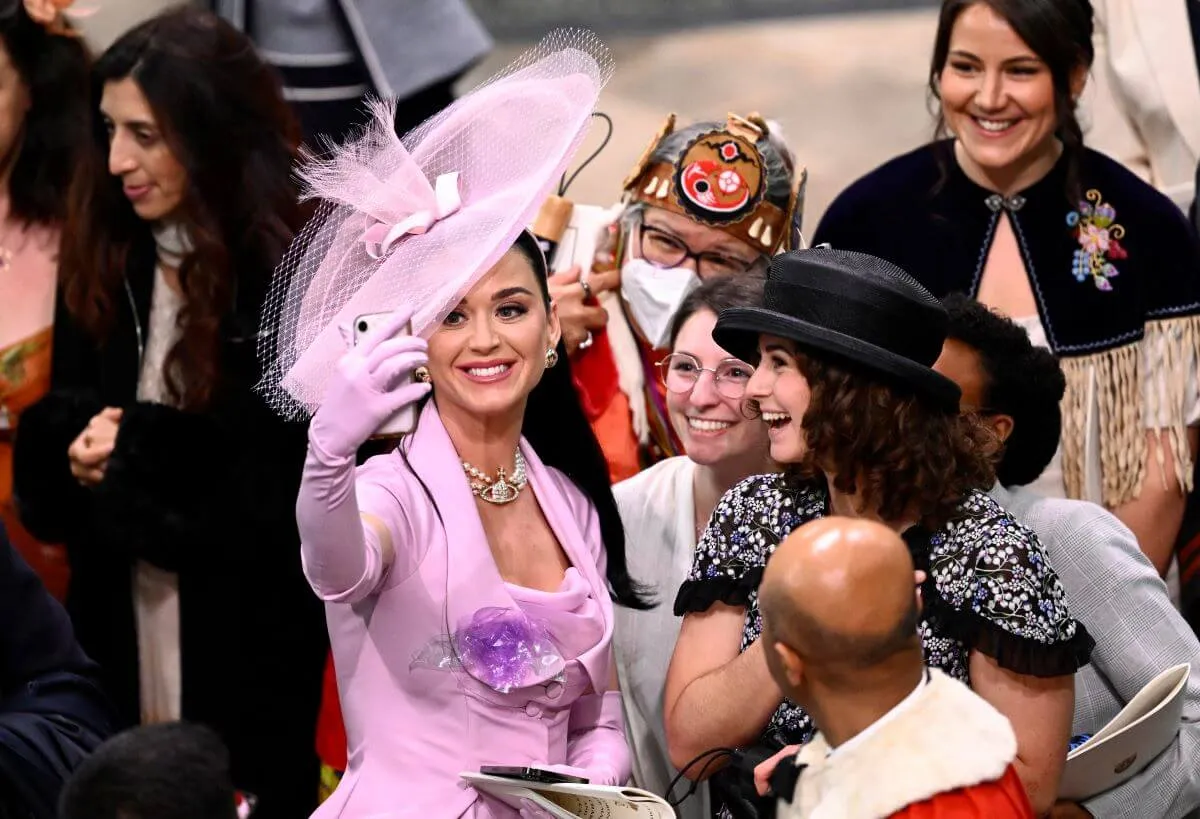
[564,690,631,786]
[308,308,430,460]
[297,308,430,600]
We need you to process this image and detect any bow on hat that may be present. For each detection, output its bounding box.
[360,171,463,259]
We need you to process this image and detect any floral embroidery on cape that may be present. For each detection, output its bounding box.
[1067,189,1127,291]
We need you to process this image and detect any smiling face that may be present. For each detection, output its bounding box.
[664,309,767,468]
[101,76,188,222]
[745,334,811,465]
[426,248,561,424]
[936,2,1081,190]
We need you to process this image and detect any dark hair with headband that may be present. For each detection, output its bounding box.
[650,119,797,214]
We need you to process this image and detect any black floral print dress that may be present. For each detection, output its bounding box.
[673,473,1092,817]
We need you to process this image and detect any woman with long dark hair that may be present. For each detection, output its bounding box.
[813,0,1200,577]
[12,8,327,817]
[0,0,88,599]
[260,33,649,816]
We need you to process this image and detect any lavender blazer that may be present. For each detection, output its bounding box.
[307,401,615,817]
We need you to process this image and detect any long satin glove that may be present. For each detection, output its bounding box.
[297,308,430,600]
[561,690,631,787]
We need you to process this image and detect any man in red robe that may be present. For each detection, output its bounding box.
[758,517,1034,819]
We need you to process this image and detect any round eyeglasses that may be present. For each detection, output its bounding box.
[657,353,754,399]
[638,224,766,279]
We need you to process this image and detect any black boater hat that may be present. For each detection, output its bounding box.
[713,247,961,411]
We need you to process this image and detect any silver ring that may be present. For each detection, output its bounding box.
[578,331,594,351]
[580,279,593,301]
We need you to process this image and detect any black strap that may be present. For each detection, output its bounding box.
[767,758,806,804]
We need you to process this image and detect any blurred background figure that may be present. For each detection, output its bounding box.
[62,0,493,147]
[0,520,115,819]
[0,0,89,601]
[12,8,326,817]
[210,0,493,145]
[1084,0,1200,213]
[58,723,241,819]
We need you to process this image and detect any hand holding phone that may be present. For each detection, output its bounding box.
[309,309,429,459]
[352,312,419,438]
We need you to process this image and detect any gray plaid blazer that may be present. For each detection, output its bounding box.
[992,484,1200,818]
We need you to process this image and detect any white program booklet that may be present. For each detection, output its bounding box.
[1058,663,1190,801]
[460,772,677,819]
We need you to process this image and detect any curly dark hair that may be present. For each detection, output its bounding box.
[942,293,1066,487]
[60,7,303,411]
[788,351,1000,529]
[0,1,89,225]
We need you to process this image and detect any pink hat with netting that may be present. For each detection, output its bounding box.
[257,30,614,419]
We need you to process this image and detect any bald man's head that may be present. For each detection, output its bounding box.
[760,517,922,694]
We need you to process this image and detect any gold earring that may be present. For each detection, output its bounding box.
[414,366,431,383]
[545,348,559,368]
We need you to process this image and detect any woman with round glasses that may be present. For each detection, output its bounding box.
[612,276,774,818]
[559,113,803,483]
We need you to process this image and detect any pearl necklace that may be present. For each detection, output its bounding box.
[462,450,527,505]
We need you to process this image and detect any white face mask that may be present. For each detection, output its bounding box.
[620,258,701,349]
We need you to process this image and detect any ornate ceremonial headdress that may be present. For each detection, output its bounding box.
[257,30,614,418]
[622,112,807,254]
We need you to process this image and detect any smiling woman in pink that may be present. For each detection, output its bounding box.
[257,32,649,817]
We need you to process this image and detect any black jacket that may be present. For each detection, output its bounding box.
[0,520,115,819]
[12,237,327,819]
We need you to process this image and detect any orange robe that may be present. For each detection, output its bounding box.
[890,765,1033,818]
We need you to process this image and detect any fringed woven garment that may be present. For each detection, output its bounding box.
[813,140,1200,507]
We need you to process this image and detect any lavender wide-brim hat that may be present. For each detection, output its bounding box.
[257,30,614,419]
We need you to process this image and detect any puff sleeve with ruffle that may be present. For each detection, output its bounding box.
[673,473,826,617]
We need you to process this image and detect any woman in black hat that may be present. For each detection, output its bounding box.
[662,248,1093,817]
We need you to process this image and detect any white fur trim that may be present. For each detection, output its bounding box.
[782,669,1018,819]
